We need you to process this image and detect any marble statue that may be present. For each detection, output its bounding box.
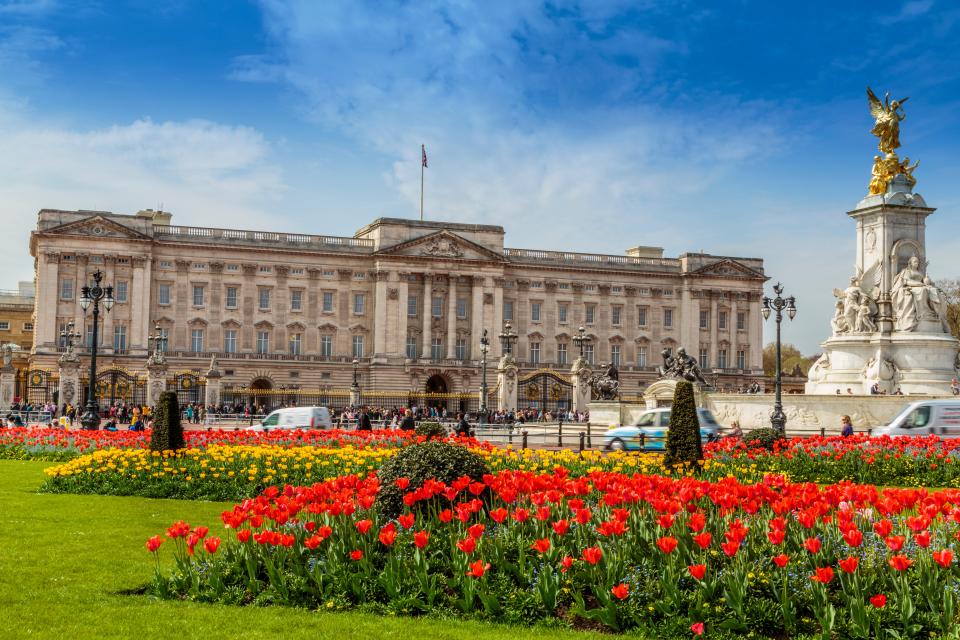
[832,262,880,334]
[891,256,949,332]
[1,344,11,370]
[656,347,707,385]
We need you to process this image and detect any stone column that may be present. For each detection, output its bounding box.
[0,356,14,411]
[496,355,518,412]
[204,355,222,409]
[493,278,505,356]
[421,274,433,359]
[57,356,81,411]
[146,361,169,407]
[570,358,592,414]
[373,270,389,359]
[709,293,719,368]
[397,273,409,359]
[730,298,739,368]
[101,255,116,353]
[750,294,763,369]
[36,251,60,350]
[130,256,150,353]
[73,254,89,341]
[446,274,458,359]
[471,275,484,360]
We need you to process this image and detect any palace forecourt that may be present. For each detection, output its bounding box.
[25,209,765,413]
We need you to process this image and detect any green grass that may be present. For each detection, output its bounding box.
[0,460,611,640]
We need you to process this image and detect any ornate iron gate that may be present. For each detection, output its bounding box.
[81,369,147,410]
[167,373,205,406]
[15,369,59,406]
[518,370,573,414]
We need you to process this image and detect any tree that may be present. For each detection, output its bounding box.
[149,391,184,452]
[762,342,817,377]
[939,278,960,340]
[664,380,702,470]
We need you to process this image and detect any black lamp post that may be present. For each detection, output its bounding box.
[761,283,796,433]
[498,321,517,356]
[60,321,81,353]
[79,270,114,429]
[478,329,490,425]
[572,326,591,361]
[147,323,168,358]
[351,358,360,389]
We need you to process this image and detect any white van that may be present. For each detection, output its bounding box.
[247,407,332,431]
[873,400,960,437]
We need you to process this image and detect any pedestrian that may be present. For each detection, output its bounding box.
[358,409,372,431]
[728,421,743,439]
[400,412,415,431]
[455,412,470,437]
[840,415,854,437]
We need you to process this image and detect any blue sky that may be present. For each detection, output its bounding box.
[2,0,959,353]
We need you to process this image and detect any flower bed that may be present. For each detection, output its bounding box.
[0,427,420,461]
[147,468,960,636]
[41,444,666,501]
[705,435,960,487]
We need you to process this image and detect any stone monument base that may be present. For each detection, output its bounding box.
[806,332,960,396]
[587,401,625,428]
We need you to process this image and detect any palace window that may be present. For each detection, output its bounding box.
[430,337,442,361]
[558,283,569,290]
[406,336,418,360]
[225,287,238,309]
[737,311,746,331]
[289,333,302,355]
[158,284,171,306]
[353,272,366,280]
[321,335,333,357]
[226,264,239,272]
[699,309,709,329]
[352,335,364,358]
[291,268,304,276]
[159,261,172,269]
[529,342,541,364]
[612,286,622,294]
[407,295,418,317]
[610,344,621,367]
[503,301,514,322]
[193,285,205,307]
[191,329,204,353]
[259,266,272,274]
[558,304,568,323]
[455,338,467,361]
[256,331,270,354]
[530,281,542,288]
[290,289,303,311]
[611,306,622,326]
[113,325,127,352]
[431,296,443,318]
[718,349,728,369]
[223,330,237,353]
[322,291,334,313]
[719,311,728,330]
[353,293,365,314]
[531,302,542,322]
[1,321,11,331]
[584,344,594,365]
[663,309,673,328]
[192,262,207,271]
[638,307,648,327]
[60,279,74,300]
[585,304,595,324]
[115,281,128,303]
[457,298,467,319]
[737,349,746,370]
[258,288,271,310]
[322,269,334,277]
[637,346,648,367]
[699,348,710,370]
[157,328,168,352]
[557,343,568,365]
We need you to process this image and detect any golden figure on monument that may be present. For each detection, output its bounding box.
[866,87,918,195]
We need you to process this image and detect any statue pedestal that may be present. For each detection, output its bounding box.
[146,361,168,407]
[57,358,81,410]
[0,366,14,411]
[587,401,623,429]
[570,359,592,414]
[496,356,518,412]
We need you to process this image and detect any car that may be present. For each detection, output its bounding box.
[872,400,960,437]
[604,407,722,451]
[246,406,333,432]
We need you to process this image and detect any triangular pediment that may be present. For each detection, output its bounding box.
[43,215,152,241]
[691,259,765,280]
[375,230,506,262]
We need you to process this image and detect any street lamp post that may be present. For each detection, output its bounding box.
[60,321,81,354]
[498,321,517,356]
[572,326,591,361]
[78,270,114,429]
[147,324,168,360]
[761,283,797,433]
[478,329,490,425]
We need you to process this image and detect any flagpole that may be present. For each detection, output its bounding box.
[420,146,425,221]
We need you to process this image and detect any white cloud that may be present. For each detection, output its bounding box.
[878,0,935,25]
[0,103,286,284]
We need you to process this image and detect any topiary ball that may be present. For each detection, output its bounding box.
[743,427,786,451]
[414,421,448,440]
[376,440,489,519]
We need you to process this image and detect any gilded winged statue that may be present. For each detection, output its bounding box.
[867,87,908,154]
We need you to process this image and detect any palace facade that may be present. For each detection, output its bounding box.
[27,209,766,410]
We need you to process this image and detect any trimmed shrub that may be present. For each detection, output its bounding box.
[149,391,184,452]
[664,380,703,469]
[744,427,787,452]
[376,440,489,519]
[414,421,448,440]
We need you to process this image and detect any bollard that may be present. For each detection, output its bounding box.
[578,431,585,453]
[557,421,563,448]
[508,424,514,446]
[868,428,873,437]
[639,433,645,449]
[820,427,825,437]
[522,429,529,450]
[586,421,592,449]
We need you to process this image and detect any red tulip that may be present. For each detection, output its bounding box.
[688,512,706,532]
[657,514,675,529]
[575,508,592,525]
[810,566,834,584]
[561,555,574,572]
[355,519,373,534]
[439,509,453,523]
[456,537,477,554]
[145,535,163,553]
[582,546,603,565]
[552,519,570,536]
[413,530,430,549]
[236,528,251,543]
[772,553,789,568]
[842,528,863,547]
[467,523,485,540]
[873,519,893,537]
[838,556,859,573]
[395,477,410,490]
[531,538,551,554]
[692,532,712,549]
[203,537,220,554]
[933,549,954,568]
[378,527,397,547]
[688,564,706,580]
[397,513,415,529]
[466,559,490,578]
[767,529,785,545]
[720,540,739,557]
[888,555,912,571]
[350,549,363,561]
[657,536,679,554]
[870,594,887,608]
[885,535,905,552]
[803,537,821,554]
[489,507,508,523]
[691,622,705,635]
[915,531,931,548]
[611,583,629,600]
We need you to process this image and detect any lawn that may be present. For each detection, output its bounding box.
[0,460,606,640]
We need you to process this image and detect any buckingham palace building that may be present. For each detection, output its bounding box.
[25,208,766,412]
